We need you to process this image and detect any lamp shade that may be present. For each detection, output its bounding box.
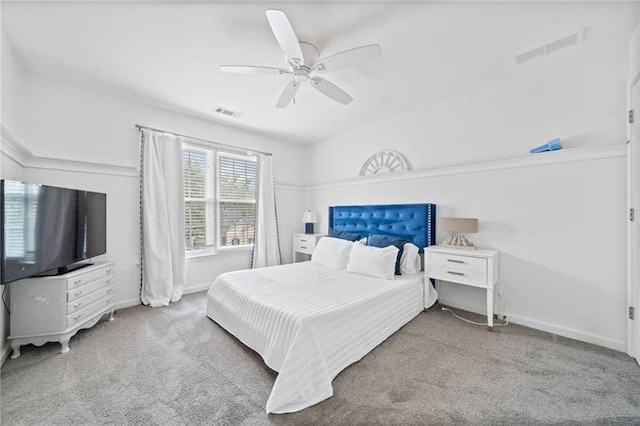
[302,210,318,223]
[439,218,478,233]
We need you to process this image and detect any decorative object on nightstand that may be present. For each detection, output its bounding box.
[292,233,325,263]
[424,246,499,328]
[439,217,478,250]
[303,210,318,234]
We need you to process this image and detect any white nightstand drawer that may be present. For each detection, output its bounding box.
[425,246,499,327]
[430,253,487,272]
[294,236,317,254]
[429,265,487,286]
[292,234,325,263]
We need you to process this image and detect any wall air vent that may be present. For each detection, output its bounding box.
[513,28,586,65]
[213,106,243,118]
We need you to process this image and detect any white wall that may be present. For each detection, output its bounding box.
[0,30,27,363]
[18,71,306,307]
[1,32,25,143]
[304,21,632,351]
[631,19,640,81]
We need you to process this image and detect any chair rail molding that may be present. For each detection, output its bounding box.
[308,143,627,191]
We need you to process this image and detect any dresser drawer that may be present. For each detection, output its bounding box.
[66,264,114,290]
[294,235,317,254]
[430,253,487,273]
[429,266,487,286]
[67,285,114,314]
[67,275,114,302]
[66,296,114,329]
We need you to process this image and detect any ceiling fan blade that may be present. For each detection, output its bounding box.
[310,77,353,105]
[313,44,382,73]
[220,65,290,75]
[265,9,304,66]
[276,80,300,109]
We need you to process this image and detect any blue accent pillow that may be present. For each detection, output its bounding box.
[368,234,410,275]
[328,229,362,242]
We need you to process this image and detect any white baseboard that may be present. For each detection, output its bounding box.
[112,287,210,312]
[183,283,212,295]
[505,313,626,353]
[438,297,626,352]
[114,298,142,311]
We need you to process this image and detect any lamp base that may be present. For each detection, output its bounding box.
[305,223,314,234]
[440,235,476,250]
[437,244,477,251]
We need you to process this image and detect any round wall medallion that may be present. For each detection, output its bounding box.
[359,150,410,176]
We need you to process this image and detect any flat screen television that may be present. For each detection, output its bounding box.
[0,180,107,285]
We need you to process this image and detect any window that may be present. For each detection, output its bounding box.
[183,143,257,255]
[3,181,37,261]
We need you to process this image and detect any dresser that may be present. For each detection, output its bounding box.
[8,262,115,357]
[292,233,325,263]
[424,247,499,327]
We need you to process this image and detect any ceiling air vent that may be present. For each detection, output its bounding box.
[213,106,243,118]
[513,28,586,65]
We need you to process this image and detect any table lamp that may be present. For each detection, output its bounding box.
[302,210,318,234]
[439,218,479,250]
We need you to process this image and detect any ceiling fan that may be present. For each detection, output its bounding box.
[220,9,382,108]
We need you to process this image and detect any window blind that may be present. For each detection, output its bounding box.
[218,154,257,247]
[183,148,211,251]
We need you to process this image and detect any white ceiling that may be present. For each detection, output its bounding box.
[2,1,639,144]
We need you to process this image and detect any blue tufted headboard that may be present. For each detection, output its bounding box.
[328,203,436,253]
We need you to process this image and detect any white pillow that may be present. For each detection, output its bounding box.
[311,237,353,270]
[400,242,421,275]
[346,242,398,280]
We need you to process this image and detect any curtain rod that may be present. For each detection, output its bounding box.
[135,124,272,156]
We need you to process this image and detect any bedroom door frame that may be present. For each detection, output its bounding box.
[627,73,640,364]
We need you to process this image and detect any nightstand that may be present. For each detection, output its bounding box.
[292,233,325,263]
[424,246,499,327]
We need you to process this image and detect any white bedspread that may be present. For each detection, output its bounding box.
[205,261,424,413]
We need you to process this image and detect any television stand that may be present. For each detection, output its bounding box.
[8,262,115,358]
[34,262,94,278]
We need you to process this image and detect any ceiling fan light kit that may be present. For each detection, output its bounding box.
[220,9,382,108]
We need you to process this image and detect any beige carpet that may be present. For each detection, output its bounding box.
[2,291,639,425]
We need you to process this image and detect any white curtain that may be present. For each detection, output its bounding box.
[252,154,282,268]
[141,129,186,307]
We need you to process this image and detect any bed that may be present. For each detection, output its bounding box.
[206,203,437,413]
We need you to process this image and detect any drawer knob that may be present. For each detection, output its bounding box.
[105,269,112,274]
[447,271,465,276]
[73,302,82,308]
[73,314,82,321]
[300,245,307,249]
[106,279,113,284]
[106,288,113,294]
[447,259,464,264]
[105,298,113,304]
[74,279,82,284]
[75,290,83,297]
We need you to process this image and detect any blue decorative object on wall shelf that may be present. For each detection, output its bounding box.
[530,138,562,153]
